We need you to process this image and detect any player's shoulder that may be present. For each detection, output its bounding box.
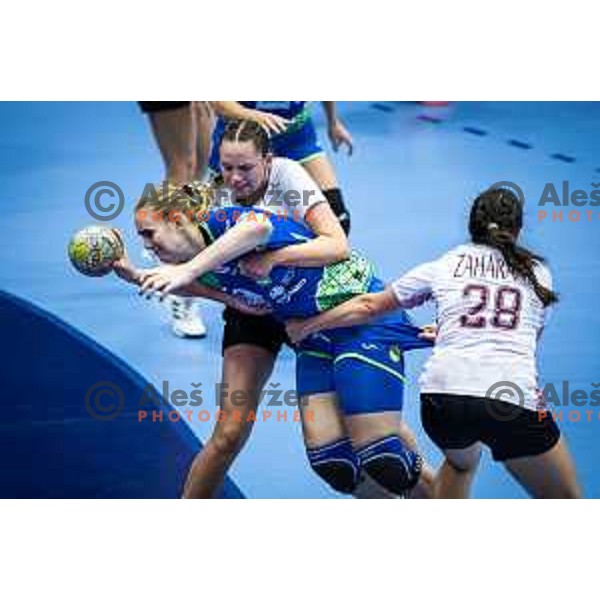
[429,244,473,267]
[270,156,301,176]
[440,243,473,258]
[269,158,323,206]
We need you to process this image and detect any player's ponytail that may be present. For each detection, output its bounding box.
[469,187,558,307]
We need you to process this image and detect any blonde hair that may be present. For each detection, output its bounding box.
[135,180,216,224]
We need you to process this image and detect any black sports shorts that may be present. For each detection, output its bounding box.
[221,307,290,356]
[420,392,561,461]
[138,101,190,114]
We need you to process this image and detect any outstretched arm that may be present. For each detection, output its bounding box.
[112,253,270,316]
[138,218,273,298]
[286,258,440,343]
[286,288,401,343]
[177,281,272,316]
[321,102,354,155]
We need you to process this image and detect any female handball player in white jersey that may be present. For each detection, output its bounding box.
[287,187,581,499]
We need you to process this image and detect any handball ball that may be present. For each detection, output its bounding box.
[68,226,124,277]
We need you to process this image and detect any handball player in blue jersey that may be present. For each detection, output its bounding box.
[113,183,435,499]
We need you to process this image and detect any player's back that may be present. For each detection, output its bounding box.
[420,243,552,407]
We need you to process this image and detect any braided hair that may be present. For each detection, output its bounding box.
[218,119,271,156]
[469,187,558,307]
[211,119,273,203]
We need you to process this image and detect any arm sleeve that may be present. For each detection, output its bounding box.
[390,260,439,308]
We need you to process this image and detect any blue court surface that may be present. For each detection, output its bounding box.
[1,101,598,498]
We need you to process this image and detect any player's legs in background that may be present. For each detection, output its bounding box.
[193,101,215,181]
[182,344,277,498]
[275,114,352,234]
[301,154,351,235]
[301,154,338,189]
[142,101,206,337]
[145,102,195,184]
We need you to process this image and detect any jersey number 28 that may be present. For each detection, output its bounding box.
[460,284,522,330]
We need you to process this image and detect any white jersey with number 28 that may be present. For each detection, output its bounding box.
[391,243,552,410]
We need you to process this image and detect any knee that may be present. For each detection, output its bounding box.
[446,446,482,473]
[357,435,422,496]
[210,420,251,456]
[307,438,360,494]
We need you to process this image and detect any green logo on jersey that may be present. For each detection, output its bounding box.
[389,345,403,363]
[316,251,375,312]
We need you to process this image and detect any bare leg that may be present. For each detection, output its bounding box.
[397,420,436,499]
[299,392,347,448]
[435,445,482,499]
[503,436,582,499]
[193,101,215,180]
[301,154,339,190]
[409,466,436,499]
[146,103,195,184]
[182,345,276,498]
[344,410,402,446]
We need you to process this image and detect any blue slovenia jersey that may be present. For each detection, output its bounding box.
[196,206,383,320]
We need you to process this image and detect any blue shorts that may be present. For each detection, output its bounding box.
[296,311,432,416]
[209,116,324,173]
